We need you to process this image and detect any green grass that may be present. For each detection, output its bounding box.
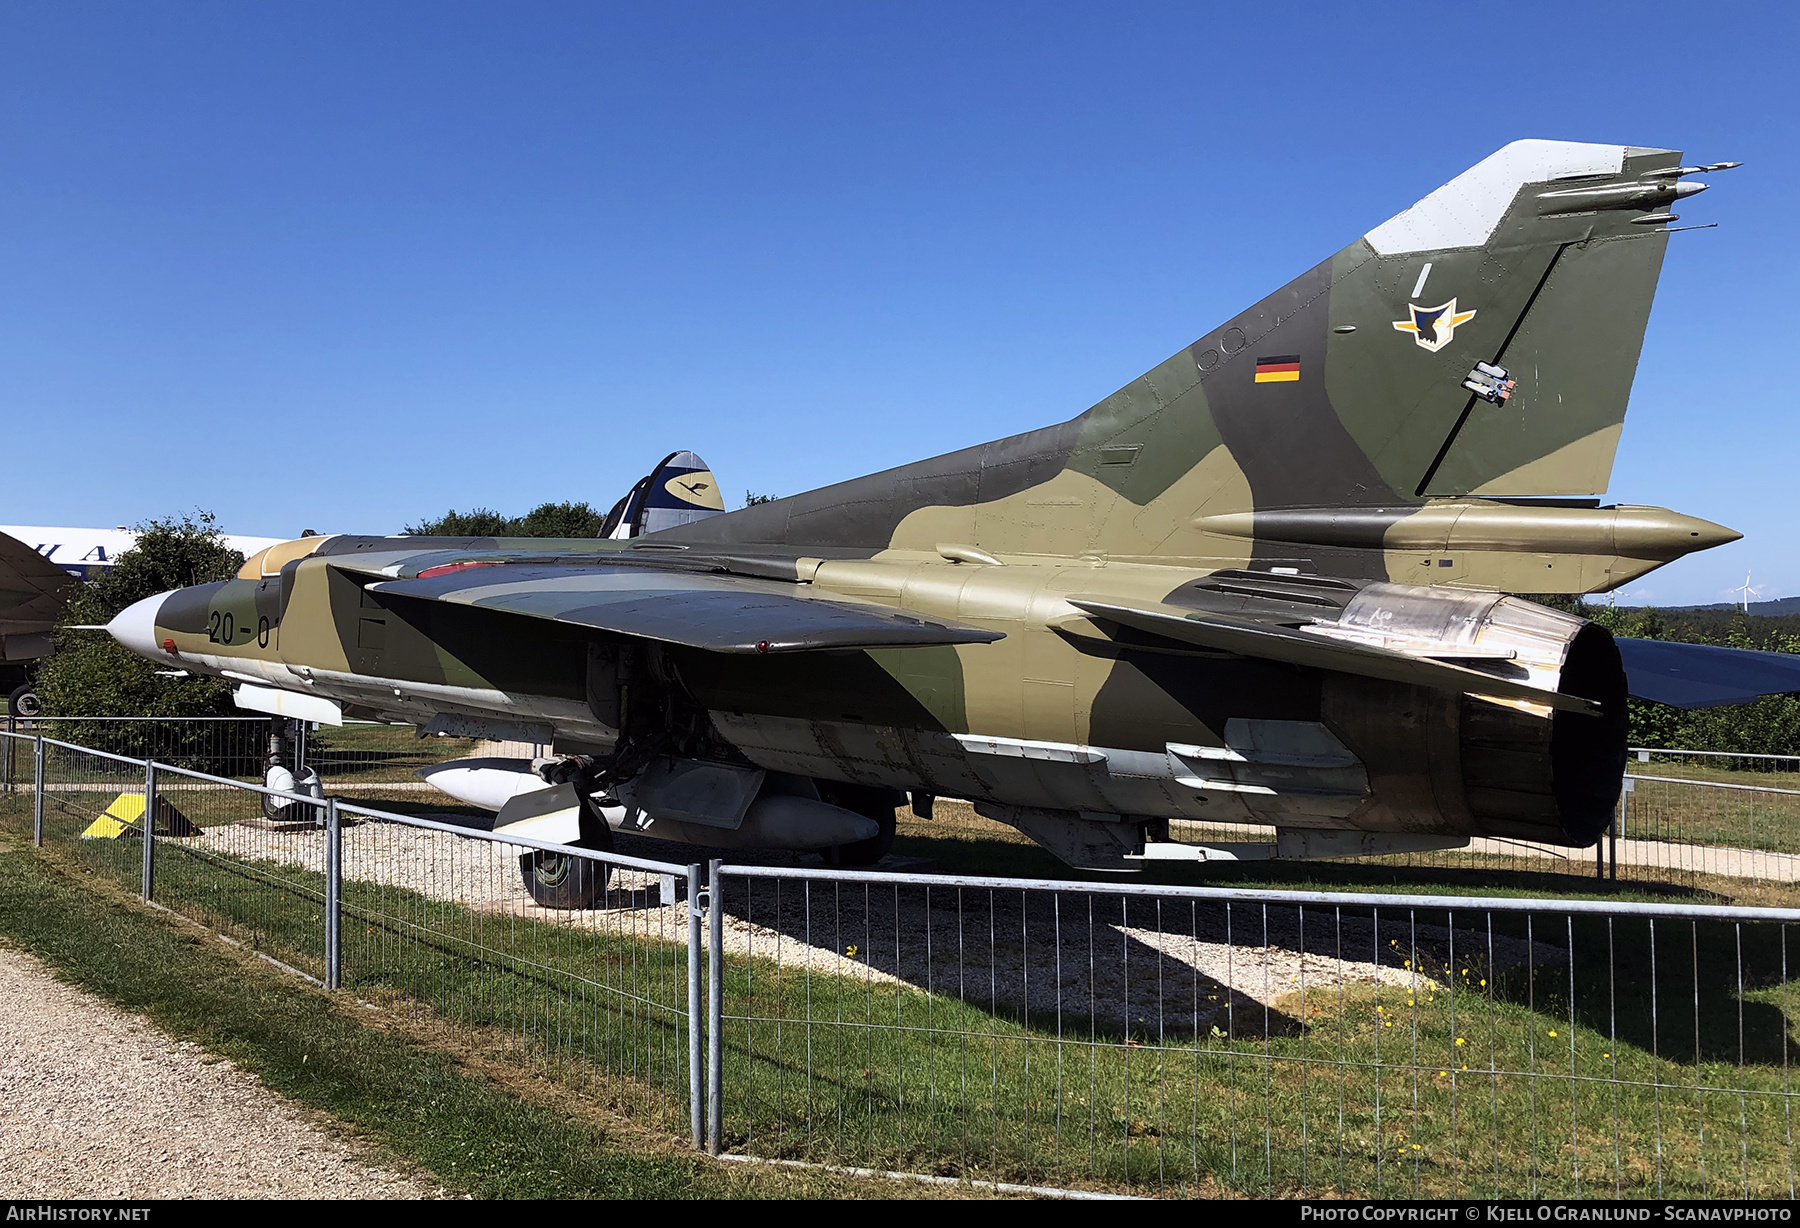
[17,785,698,1128]
[305,724,487,785]
[21,718,270,781]
[1623,773,1800,857]
[13,785,1800,1198]
[16,774,1800,1197]
[0,797,984,1199]
[1632,760,1800,792]
[707,877,1800,1198]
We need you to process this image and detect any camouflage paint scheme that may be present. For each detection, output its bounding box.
[114,141,1744,870]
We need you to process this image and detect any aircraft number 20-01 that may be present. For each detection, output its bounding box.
[206,611,272,648]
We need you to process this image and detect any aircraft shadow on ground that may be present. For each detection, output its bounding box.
[377,816,1800,1064]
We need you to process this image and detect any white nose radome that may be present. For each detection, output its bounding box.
[106,591,179,664]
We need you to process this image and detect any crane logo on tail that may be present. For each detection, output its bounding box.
[1393,298,1477,352]
[663,470,725,509]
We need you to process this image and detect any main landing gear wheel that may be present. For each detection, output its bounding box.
[7,685,42,719]
[519,850,611,909]
[518,793,614,909]
[819,783,901,868]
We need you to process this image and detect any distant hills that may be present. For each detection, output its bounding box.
[1575,593,1800,657]
[1658,596,1800,617]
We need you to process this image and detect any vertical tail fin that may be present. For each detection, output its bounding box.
[1332,139,1691,499]
[602,450,727,538]
[662,140,1719,569]
[1185,140,1693,513]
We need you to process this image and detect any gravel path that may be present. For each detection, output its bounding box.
[0,945,440,1199]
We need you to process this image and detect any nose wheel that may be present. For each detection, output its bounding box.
[7,684,41,719]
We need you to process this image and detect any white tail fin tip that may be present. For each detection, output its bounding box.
[1365,140,1641,256]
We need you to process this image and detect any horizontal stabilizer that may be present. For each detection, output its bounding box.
[1617,637,1800,709]
[367,562,1003,654]
[1067,597,1598,714]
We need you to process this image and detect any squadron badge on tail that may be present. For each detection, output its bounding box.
[1394,298,1477,352]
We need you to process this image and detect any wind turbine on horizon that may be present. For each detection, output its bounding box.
[1732,569,1764,612]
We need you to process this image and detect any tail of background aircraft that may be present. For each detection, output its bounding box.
[600,450,727,538]
[661,140,1736,590]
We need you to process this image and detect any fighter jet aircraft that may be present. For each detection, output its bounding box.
[0,523,288,715]
[107,140,1784,903]
[598,450,727,539]
[0,530,77,716]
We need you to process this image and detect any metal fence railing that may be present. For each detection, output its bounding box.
[8,725,1800,1197]
[1,715,278,784]
[1615,776,1800,879]
[1633,748,1800,775]
[703,863,1800,1198]
[0,714,547,802]
[0,728,703,1147]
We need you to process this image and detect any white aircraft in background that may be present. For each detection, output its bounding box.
[0,524,288,581]
[2,447,723,714]
[0,524,290,716]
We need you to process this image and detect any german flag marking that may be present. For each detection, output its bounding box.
[1254,355,1301,383]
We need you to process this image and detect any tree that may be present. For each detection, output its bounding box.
[402,507,515,536]
[404,501,606,537]
[513,501,606,537]
[1508,595,1800,761]
[1581,601,1800,762]
[744,491,779,507]
[34,513,246,767]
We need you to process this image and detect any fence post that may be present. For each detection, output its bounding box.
[33,734,45,847]
[1609,794,1619,882]
[141,761,157,902]
[707,858,723,1157]
[687,862,704,1152]
[325,796,342,990]
[4,716,13,793]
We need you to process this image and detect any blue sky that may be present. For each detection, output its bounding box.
[2,1,1794,605]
